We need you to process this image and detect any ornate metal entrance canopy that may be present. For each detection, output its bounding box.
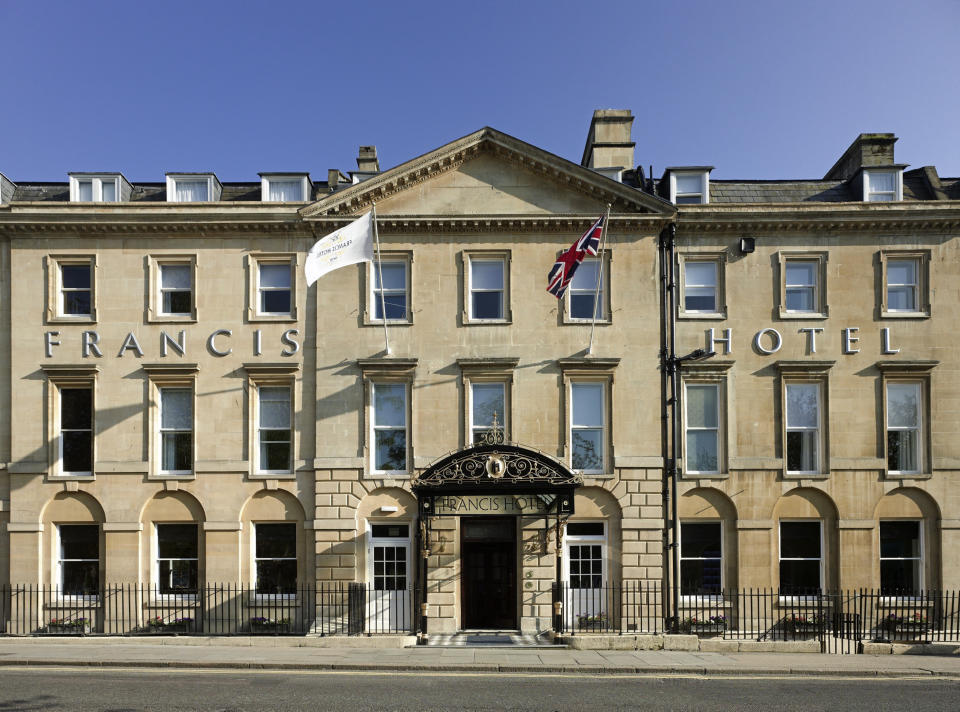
[412,443,582,517]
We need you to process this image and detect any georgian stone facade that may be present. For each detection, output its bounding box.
[0,112,959,635]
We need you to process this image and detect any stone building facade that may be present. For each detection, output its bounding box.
[0,112,958,636]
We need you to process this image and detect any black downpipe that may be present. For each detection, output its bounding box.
[658,225,671,627]
[659,222,680,631]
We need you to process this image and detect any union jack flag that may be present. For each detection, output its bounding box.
[546,216,604,299]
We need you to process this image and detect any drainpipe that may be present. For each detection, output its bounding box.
[658,223,674,628]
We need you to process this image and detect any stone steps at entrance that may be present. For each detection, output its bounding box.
[424,631,565,648]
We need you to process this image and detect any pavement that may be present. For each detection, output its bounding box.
[1,637,960,678]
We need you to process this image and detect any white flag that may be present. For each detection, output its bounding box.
[304,211,375,286]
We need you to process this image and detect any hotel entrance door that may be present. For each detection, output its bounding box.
[460,517,517,629]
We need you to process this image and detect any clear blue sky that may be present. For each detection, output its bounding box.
[1,0,958,182]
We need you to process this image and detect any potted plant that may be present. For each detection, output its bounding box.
[576,613,607,632]
[249,616,291,634]
[47,617,89,634]
[785,613,826,634]
[884,612,928,634]
[683,614,726,634]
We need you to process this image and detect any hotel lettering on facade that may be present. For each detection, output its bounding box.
[1,111,959,636]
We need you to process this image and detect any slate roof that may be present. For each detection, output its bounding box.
[10,181,325,202]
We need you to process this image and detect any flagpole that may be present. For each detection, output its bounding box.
[587,204,611,356]
[371,203,392,355]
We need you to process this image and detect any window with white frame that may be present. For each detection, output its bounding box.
[257,386,292,473]
[159,387,193,474]
[70,175,120,202]
[158,263,193,316]
[254,523,297,595]
[372,383,408,473]
[864,169,901,202]
[680,522,722,595]
[671,171,709,204]
[59,386,93,475]
[784,261,818,313]
[156,523,199,595]
[166,174,218,202]
[887,382,922,474]
[682,260,717,313]
[886,258,919,312]
[257,261,293,316]
[261,175,309,202]
[779,521,823,595]
[880,521,922,595]
[684,383,720,474]
[568,258,604,320]
[570,382,605,473]
[372,260,408,321]
[59,262,93,317]
[58,524,99,596]
[785,383,820,474]
[470,382,506,444]
[469,257,505,321]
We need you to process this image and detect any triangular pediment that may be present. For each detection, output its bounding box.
[300,127,673,219]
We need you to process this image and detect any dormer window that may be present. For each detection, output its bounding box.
[259,174,311,202]
[864,169,902,202]
[69,173,129,202]
[668,169,711,205]
[166,173,222,203]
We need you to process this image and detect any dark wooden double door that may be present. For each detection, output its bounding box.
[460,517,517,630]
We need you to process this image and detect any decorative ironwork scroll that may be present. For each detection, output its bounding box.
[412,443,582,492]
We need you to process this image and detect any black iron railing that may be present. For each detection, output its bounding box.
[553,583,960,651]
[0,583,416,636]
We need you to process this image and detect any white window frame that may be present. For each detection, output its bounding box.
[879,251,930,318]
[469,380,508,445]
[165,174,221,203]
[55,523,100,600]
[885,381,923,475]
[157,260,195,318]
[879,520,924,597]
[249,255,298,321]
[369,256,411,324]
[153,522,200,599]
[569,381,607,475]
[669,171,710,205]
[58,385,94,477]
[778,519,824,599]
[260,174,311,202]
[158,386,194,476]
[683,382,722,475]
[863,169,903,202]
[784,382,822,475]
[679,520,723,601]
[778,252,828,319]
[49,256,97,321]
[463,251,511,324]
[252,522,298,599]
[69,174,122,202]
[565,256,609,322]
[255,384,293,475]
[678,254,726,319]
[370,381,409,476]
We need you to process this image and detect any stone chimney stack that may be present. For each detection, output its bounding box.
[581,110,636,176]
[824,133,898,181]
[357,146,380,173]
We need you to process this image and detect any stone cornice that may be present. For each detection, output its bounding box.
[300,127,674,218]
[357,214,669,234]
[677,203,960,233]
[0,203,305,236]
